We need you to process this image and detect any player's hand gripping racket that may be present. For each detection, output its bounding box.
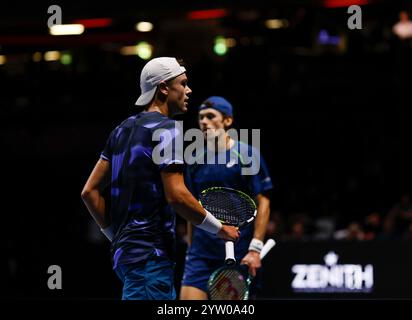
[207,239,276,300]
[199,187,257,265]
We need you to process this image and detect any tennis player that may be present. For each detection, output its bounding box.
[180,96,273,300]
[81,58,239,300]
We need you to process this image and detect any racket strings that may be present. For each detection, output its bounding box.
[200,190,255,226]
[208,268,248,300]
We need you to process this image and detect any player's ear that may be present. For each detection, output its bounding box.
[158,81,169,96]
[223,116,233,129]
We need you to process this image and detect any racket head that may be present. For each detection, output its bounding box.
[199,187,257,227]
[207,265,250,300]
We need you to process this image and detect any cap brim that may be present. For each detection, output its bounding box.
[135,86,157,106]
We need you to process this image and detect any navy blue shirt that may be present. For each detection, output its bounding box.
[101,111,183,269]
[185,140,274,260]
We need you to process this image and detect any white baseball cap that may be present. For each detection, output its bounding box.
[135,57,186,106]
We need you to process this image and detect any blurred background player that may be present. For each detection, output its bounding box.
[179,96,274,300]
[393,10,412,40]
[81,58,239,300]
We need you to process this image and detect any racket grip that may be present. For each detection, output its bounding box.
[225,241,236,265]
[260,239,276,260]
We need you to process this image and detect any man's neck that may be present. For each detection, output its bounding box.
[146,102,169,117]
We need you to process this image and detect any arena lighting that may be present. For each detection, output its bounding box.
[32,52,42,62]
[265,19,289,29]
[226,38,236,48]
[120,42,153,60]
[135,22,153,32]
[214,36,228,56]
[60,52,72,65]
[120,45,138,55]
[136,41,153,60]
[318,29,340,45]
[324,0,369,8]
[188,8,228,20]
[44,51,61,61]
[72,18,112,28]
[0,55,6,65]
[49,24,85,36]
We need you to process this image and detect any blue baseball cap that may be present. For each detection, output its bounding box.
[199,96,233,117]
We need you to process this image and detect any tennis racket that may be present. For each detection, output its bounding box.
[199,187,257,265]
[207,239,276,300]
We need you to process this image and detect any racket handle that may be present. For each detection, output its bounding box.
[260,239,276,260]
[225,241,236,265]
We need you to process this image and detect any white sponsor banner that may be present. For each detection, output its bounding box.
[291,251,374,293]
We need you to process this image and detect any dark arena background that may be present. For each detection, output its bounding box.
[2,0,412,304]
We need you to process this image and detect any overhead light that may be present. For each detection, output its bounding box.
[0,55,6,65]
[44,51,61,61]
[33,52,42,62]
[324,0,369,8]
[49,24,85,36]
[135,22,153,32]
[226,38,236,48]
[120,42,153,60]
[188,9,228,20]
[72,18,112,28]
[136,42,153,60]
[60,52,72,65]
[120,45,138,56]
[317,29,341,46]
[265,19,289,29]
[214,36,228,56]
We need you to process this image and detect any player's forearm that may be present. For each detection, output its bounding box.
[81,189,110,228]
[81,158,111,228]
[161,170,222,230]
[253,195,270,241]
[166,186,206,225]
